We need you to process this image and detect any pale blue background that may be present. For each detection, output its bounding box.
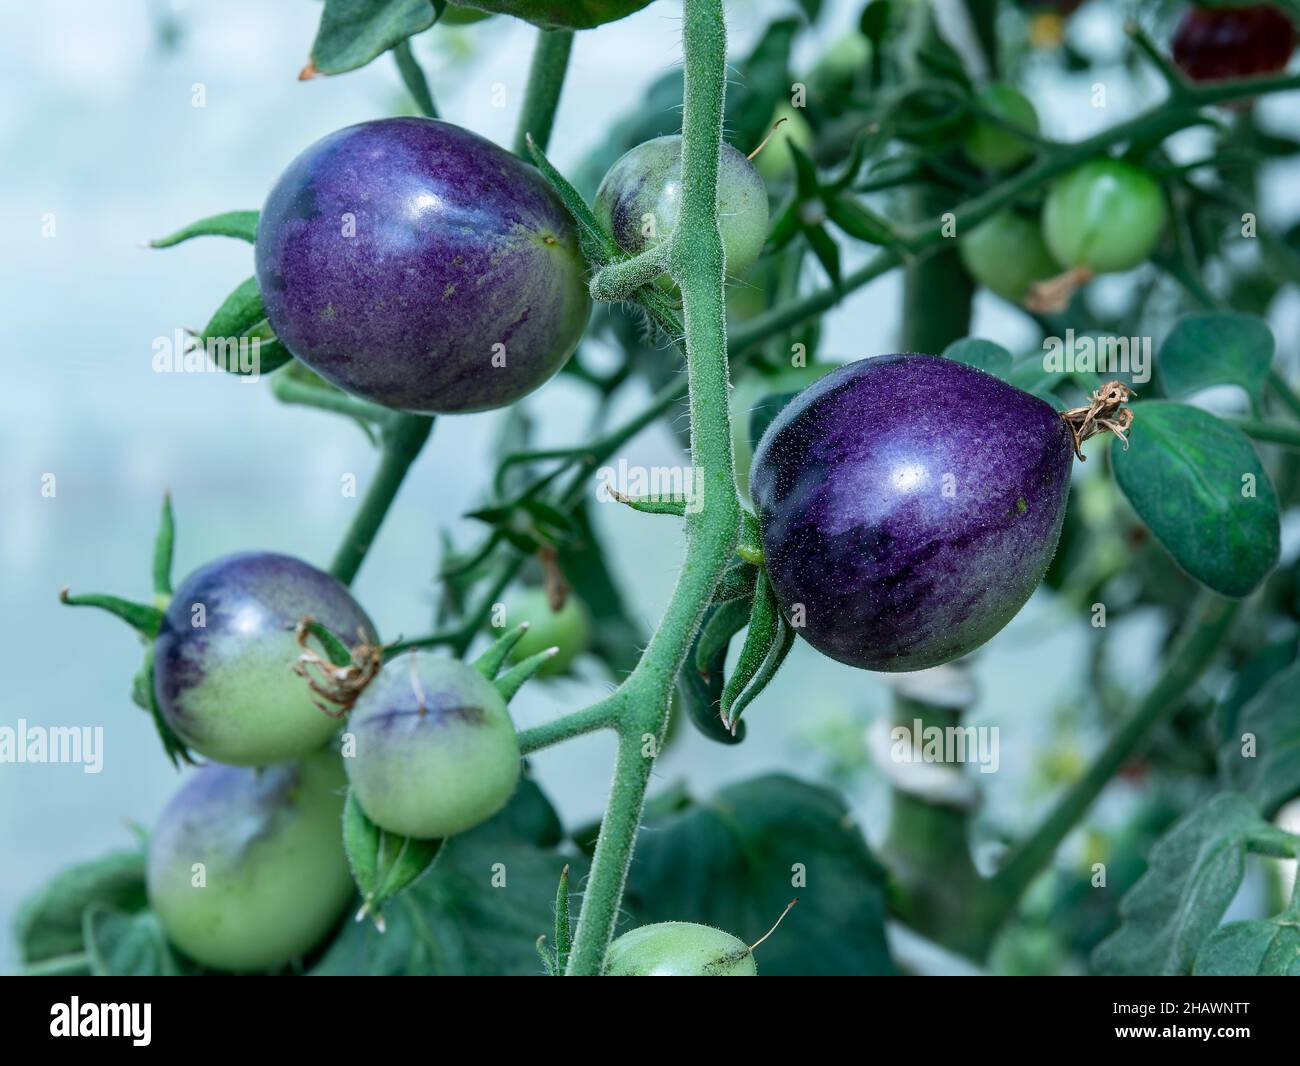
[3,0,1296,971]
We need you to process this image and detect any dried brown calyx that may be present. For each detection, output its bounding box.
[1061,379,1134,461]
[1025,265,1094,314]
[293,616,382,717]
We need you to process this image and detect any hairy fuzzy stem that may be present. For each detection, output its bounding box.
[564,0,739,976]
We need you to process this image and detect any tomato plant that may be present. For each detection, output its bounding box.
[19,0,1300,985]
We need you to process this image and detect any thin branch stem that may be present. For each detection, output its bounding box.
[514,29,574,157]
[1232,418,1300,448]
[990,593,1238,909]
[565,0,738,976]
[330,414,434,585]
[393,39,437,118]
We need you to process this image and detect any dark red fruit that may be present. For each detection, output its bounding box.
[1172,5,1295,83]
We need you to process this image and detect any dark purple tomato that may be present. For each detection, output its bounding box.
[1172,5,1295,83]
[749,355,1074,672]
[255,118,591,414]
[154,551,376,766]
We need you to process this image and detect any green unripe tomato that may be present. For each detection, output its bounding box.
[1042,160,1168,274]
[964,83,1039,171]
[595,135,769,278]
[958,209,1061,303]
[604,922,757,976]
[753,102,816,183]
[146,750,353,972]
[345,653,520,839]
[506,589,590,677]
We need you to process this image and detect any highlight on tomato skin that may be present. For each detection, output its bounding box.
[749,354,1075,674]
[603,922,758,976]
[255,117,591,415]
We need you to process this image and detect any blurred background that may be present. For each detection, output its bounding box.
[3,0,1298,973]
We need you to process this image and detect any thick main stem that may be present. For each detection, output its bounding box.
[564,0,738,976]
[330,414,434,585]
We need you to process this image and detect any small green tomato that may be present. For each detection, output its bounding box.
[603,922,757,976]
[958,209,1061,303]
[146,749,353,972]
[594,135,769,278]
[1041,160,1168,274]
[344,653,520,839]
[506,589,590,677]
[964,83,1039,171]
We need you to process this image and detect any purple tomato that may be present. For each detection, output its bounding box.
[256,118,591,414]
[749,355,1074,672]
[154,551,376,766]
[1172,5,1295,83]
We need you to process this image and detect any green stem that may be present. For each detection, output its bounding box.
[565,0,738,976]
[903,188,973,353]
[518,698,619,753]
[271,375,393,426]
[513,29,574,157]
[330,414,434,585]
[393,39,437,118]
[1232,417,1300,448]
[990,593,1238,910]
[1267,369,1300,421]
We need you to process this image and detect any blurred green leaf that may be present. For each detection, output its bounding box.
[621,775,896,974]
[1093,794,1267,975]
[942,338,1013,381]
[306,0,438,77]
[83,905,181,976]
[313,781,579,975]
[15,849,147,963]
[1157,312,1274,408]
[450,0,652,30]
[1113,402,1280,598]
[1218,660,1300,817]
[1194,918,1300,976]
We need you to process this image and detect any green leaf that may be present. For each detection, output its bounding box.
[1214,635,1298,744]
[1157,312,1274,408]
[14,850,147,963]
[1112,402,1280,598]
[720,572,782,731]
[679,601,747,745]
[694,593,753,677]
[621,775,896,975]
[449,0,653,30]
[149,210,258,248]
[804,224,842,290]
[151,492,175,600]
[306,0,438,78]
[312,782,581,975]
[942,338,1013,381]
[201,277,293,376]
[824,195,894,245]
[343,792,443,926]
[1194,918,1300,976]
[83,905,180,976]
[1092,793,1266,975]
[1218,660,1300,817]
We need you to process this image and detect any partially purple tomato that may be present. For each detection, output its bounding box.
[1172,5,1295,83]
[154,551,376,766]
[147,750,353,972]
[749,355,1074,672]
[255,118,591,414]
